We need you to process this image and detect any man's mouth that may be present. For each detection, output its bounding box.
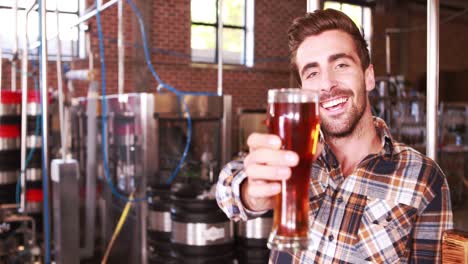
[320,96,349,111]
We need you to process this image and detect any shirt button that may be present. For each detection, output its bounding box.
[328,234,334,241]
[337,196,343,203]
[386,214,392,222]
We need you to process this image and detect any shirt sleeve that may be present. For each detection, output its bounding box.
[215,159,268,221]
[409,165,453,263]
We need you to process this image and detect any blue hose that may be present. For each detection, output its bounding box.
[38,0,51,262]
[95,0,145,202]
[125,0,200,184]
[125,0,217,97]
[95,0,215,203]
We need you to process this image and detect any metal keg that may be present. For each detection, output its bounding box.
[0,91,21,116]
[24,94,46,232]
[25,89,51,198]
[170,182,235,264]
[26,116,42,149]
[23,136,44,234]
[0,90,44,232]
[0,125,21,197]
[0,93,21,204]
[0,122,21,151]
[147,184,174,264]
[236,211,273,264]
[25,183,43,232]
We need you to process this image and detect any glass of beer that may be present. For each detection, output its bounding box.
[266,88,320,251]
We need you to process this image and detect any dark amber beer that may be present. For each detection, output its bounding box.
[266,88,320,250]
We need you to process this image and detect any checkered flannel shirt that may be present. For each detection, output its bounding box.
[216,117,453,263]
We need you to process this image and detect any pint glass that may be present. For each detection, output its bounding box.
[266,88,320,251]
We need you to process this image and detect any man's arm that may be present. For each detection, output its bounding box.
[216,133,299,221]
[215,159,258,221]
[409,167,453,263]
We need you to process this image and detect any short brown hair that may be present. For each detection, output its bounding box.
[288,9,370,85]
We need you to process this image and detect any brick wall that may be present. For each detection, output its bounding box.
[1,0,305,155]
[3,1,468,154]
[0,60,57,94]
[128,0,305,153]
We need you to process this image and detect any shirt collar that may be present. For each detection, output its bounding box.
[373,116,394,156]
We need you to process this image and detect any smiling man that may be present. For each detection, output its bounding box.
[216,9,453,263]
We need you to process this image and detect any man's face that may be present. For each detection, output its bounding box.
[296,30,375,138]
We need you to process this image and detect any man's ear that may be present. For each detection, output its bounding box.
[364,64,375,92]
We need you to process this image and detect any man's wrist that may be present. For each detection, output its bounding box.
[240,179,255,211]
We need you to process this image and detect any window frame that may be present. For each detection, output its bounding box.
[191,0,249,65]
[0,2,83,60]
[323,0,375,8]
[323,0,373,54]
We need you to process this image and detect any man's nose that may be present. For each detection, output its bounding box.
[320,70,337,93]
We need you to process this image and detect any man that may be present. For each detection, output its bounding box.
[216,9,452,263]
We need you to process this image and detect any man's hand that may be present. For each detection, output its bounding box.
[241,133,299,212]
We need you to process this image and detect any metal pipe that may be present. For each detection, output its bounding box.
[12,0,18,91]
[385,33,391,75]
[39,0,51,262]
[118,0,124,97]
[56,5,66,159]
[19,1,38,214]
[217,0,223,96]
[78,0,117,30]
[86,32,94,71]
[81,81,98,259]
[65,69,94,81]
[29,0,119,51]
[77,26,97,259]
[426,0,439,161]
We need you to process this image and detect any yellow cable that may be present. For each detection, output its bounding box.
[101,191,135,264]
[312,123,320,156]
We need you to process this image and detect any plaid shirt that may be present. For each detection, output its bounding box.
[216,117,453,263]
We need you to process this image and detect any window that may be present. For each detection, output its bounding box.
[191,0,254,66]
[324,1,372,53]
[307,0,320,11]
[0,0,85,60]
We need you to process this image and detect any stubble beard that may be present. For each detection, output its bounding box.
[321,87,367,139]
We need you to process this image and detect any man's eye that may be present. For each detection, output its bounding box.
[336,63,348,69]
[306,72,318,79]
